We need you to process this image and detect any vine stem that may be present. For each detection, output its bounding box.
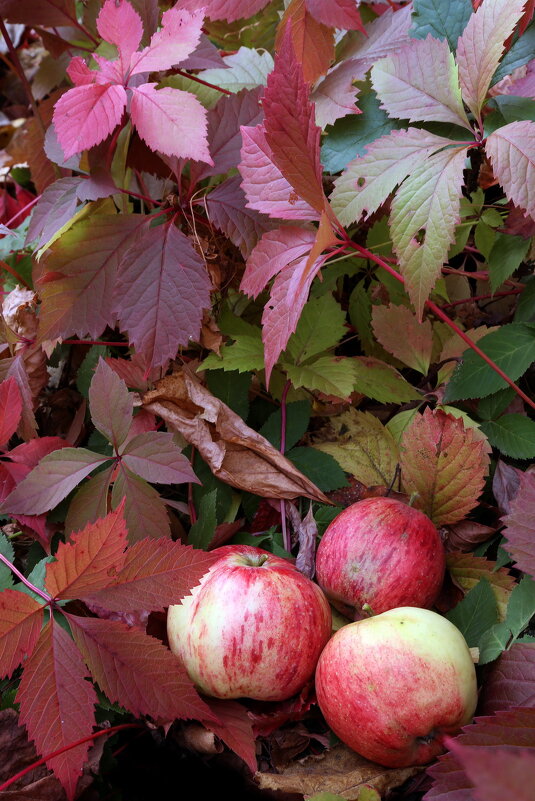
[0,723,144,793]
[440,289,523,308]
[279,380,292,553]
[0,552,52,604]
[173,70,232,95]
[0,17,46,137]
[0,259,31,289]
[342,239,535,411]
[4,194,41,228]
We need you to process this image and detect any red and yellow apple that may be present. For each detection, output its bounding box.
[315,497,445,618]
[167,544,332,701]
[315,607,477,767]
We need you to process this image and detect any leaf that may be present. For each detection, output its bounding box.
[480,642,535,714]
[410,0,472,52]
[26,177,80,248]
[206,176,275,258]
[130,84,211,163]
[37,213,146,343]
[239,124,318,221]
[259,401,311,452]
[400,408,490,526]
[371,304,433,374]
[444,323,535,401]
[311,60,364,129]
[305,0,363,31]
[240,226,316,298]
[371,36,470,129]
[189,490,218,550]
[262,26,326,216]
[456,0,528,118]
[200,46,274,93]
[64,465,115,536]
[446,552,515,621]
[445,579,499,648]
[79,537,217,612]
[485,121,535,220]
[502,472,535,578]
[203,699,257,774]
[141,369,331,503]
[120,431,197,485]
[390,144,467,317]
[277,0,334,85]
[341,5,413,62]
[283,357,357,398]
[0,533,14,590]
[493,459,525,515]
[330,127,453,226]
[65,613,215,723]
[205,370,251,420]
[128,6,203,75]
[45,505,128,600]
[88,358,133,451]
[112,465,171,543]
[446,740,535,801]
[0,448,110,516]
[285,293,347,364]
[287,447,348,493]
[16,618,98,801]
[113,222,212,370]
[492,21,535,85]
[0,377,22,448]
[175,0,270,24]
[0,0,75,26]
[96,0,143,68]
[352,357,420,404]
[488,233,531,291]
[0,589,43,679]
[313,409,399,487]
[53,84,127,160]
[481,415,535,459]
[201,335,265,373]
[505,577,535,640]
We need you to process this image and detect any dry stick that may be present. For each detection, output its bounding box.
[342,239,535,412]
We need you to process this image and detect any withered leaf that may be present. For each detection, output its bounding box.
[141,369,331,503]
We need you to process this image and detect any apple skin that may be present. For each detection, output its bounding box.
[167,544,332,701]
[315,607,477,767]
[315,497,445,618]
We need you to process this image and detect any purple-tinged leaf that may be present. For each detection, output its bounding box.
[130,83,212,163]
[312,59,365,128]
[305,0,364,31]
[0,377,22,448]
[114,222,212,369]
[493,460,525,515]
[17,619,97,801]
[480,643,535,715]
[65,465,115,536]
[0,448,110,516]
[203,699,257,773]
[76,168,117,202]
[89,358,133,451]
[508,59,535,98]
[240,227,316,298]
[3,355,37,441]
[340,5,412,61]
[0,0,75,26]
[112,465,171,542]
[485,121,535,220]
[120,431,197,485]
[456,0,527,119]
[206,176,276,258]
[129,6,204,75]
[97,0,143,72]
[502,471,535,578]
[53,83,127,160]
[179,33,226,70]
[446,741,535,801]
[173,0,270,23]
[239,124,319,221]
[0,589,43,679]
[26,177,80,248]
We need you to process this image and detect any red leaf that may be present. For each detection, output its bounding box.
[305,0,364,31]
[502,472,535,578]
[492,459,525,515]
[0,589,43,679]
[113,222,212,369]
[263,25,327,216]
[128,6,204,75]
[480,643,535,715]
[446,741,535,801]
[105,353,166,391]
[3,355,37,441]
[0,0,75,25]
[120,431,198,485]
[65,465,115,536]
[240,226,316,298]
[89,358,133,450]
[173,0,270,23]
[0,377,22,448]
[80,537,217,612]
[112,465,171,542]
[17,619,97,801]
[206,176,275,257]
[96,0,143,71]
[203,699,257,773]
[45,504,128,600]
[8,436,70,468]
[65,613,216,723]
[53,83,127,160]
[278,0,334,84]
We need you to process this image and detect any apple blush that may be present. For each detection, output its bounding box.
[167,544,332,701]
[315,497,446,618]
[315,607,478,767]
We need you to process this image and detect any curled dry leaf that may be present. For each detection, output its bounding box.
[443,520,497,553]
[255,743,421,800]
[141,369,331,503]
[2,287,48,406]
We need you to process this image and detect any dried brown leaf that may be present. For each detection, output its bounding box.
[141,369,330,503]
[443,521,497,553]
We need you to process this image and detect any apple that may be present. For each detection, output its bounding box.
[315,497,445,618]
[315,607,478,767]
[167,544,332,701]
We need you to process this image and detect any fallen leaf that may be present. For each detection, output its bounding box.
[446,552,516,621]
[443,521,497,553]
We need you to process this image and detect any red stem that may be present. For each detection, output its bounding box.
[4,194,41,228]
[440,289,523,308]
[0,259,31,289]
[279,380,292,553]
[173,70,232,95]
[0,724,144,793]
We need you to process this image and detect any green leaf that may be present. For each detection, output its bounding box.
[478,387,515,421]
[188,490,217,551]
[488,233,530,292]
[258,400,311,452]
[410,0,472,52]
[516,276,535,323]
[321,89,405,175]
[352,357,420,403]
[310,260,361,298]
[282,357,357,398]
[485,96,535,136]
[192,458,233,525]
[492,21,535,85]
[445,578,499,647]
[506,576,535,640]
[480,415,535,459]
[17,556,54,602]
[314,504,343,536]
[285,294,347,364]
[474,220,495,260]
[201,335,265,373]
[348,283,374,352]
[286,447,348,493]
[0,532,15,590]
[205,370,251,420]
[444,323,535,401]
[76,345,110,399]
[478,620,512,664]
[386,408,420,444]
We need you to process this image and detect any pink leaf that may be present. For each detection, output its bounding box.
[0,377,22,448]
[120,431,197,485]
[240,227,316,298]
[128,6,204,75]
[66,57,98,87]
[171,0,270,23]
[112,465,171,542]
[341,5,412,62]
[89,358,133,450]
[485,121,535,220]
[206,176,275,258]
[305,0,364,31]
[26,176,80,247]
[239,124,319,221]
[502,471,535,577]
[0,589,43,679]
[53,83,127,160]
[130,83,211,163]
[17,619,97,801]
[446,741,535,801]
[312,59,366,128]
[8,436,70,469]
[480,643,535,715]
[96,0,143,71]
[114,222,212,369]
[508,59,535,99]
[263,26,326,215]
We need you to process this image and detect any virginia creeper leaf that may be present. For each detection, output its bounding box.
[120,432,198,485]
[445,578,499,648]
[112,465,171,542]
[96,0,143,72]
[446,552,515,622]
[502,471,535,579]
[492,21,535,85]
[0,589,43,679]
[311,59,365,129]
[175,0,270,23]
[0,0,75,26]
[89,358,133,451]
[199,47,273,94]
[352,357,421,404]
[400,408,490,526]
[17,618,98,801]
[485,121,535,220]
[480,642,535,714]
[410,0,472,52]
[285,292,347,364]
[341,5,413,61]
[206,176,275,257]
[278,0,334,84]
[53,84,128,160]
[305,0,363,31]
[240,227,316,298]
[446,740,535,801]
[26,177,80,248]
[371,304,434,374]
[0,377,22,448]
[128,6,203,75]
[480,415,535,460]
[64,465,116,537]
[283,357,357,398]
[203,699,257,774]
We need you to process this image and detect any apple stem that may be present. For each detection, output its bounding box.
[408,492,419,508]
[361,603,375,617]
